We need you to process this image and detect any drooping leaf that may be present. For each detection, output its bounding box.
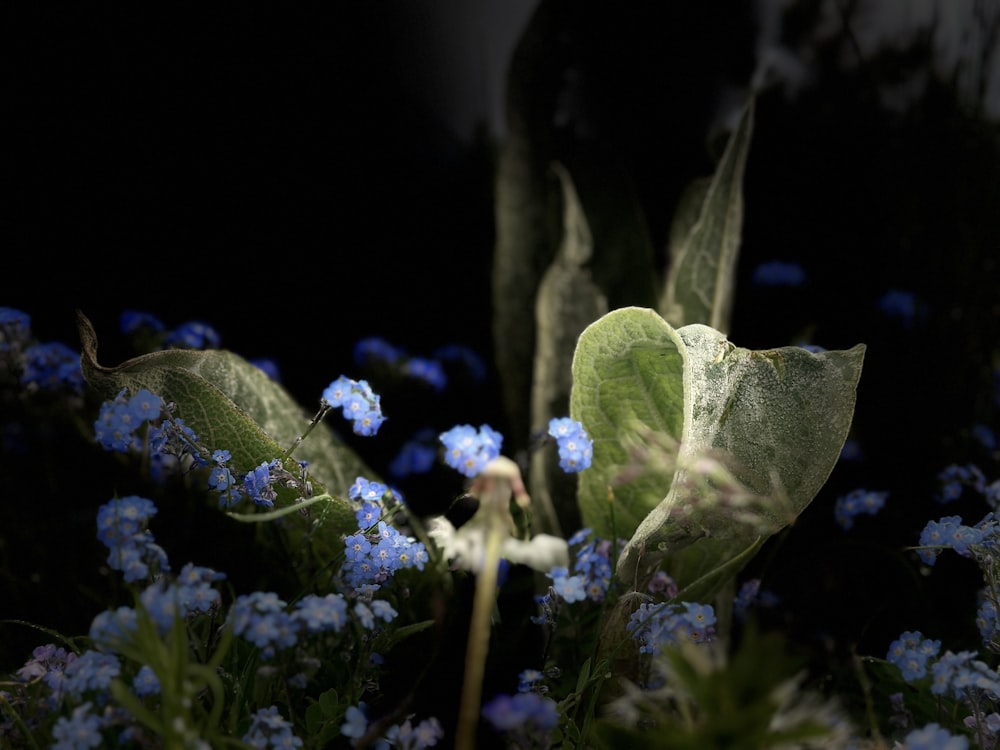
[570,307,864,599]
[659,97,755,334]
[76,310,376,577]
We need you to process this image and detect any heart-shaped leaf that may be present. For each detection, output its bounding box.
[571,307,865,599]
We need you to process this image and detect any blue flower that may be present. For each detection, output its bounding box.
[833,488,888,530]
[902,723,969,750]
[389,429,439,478]
[751,260,806,287]
[292,593,349,633]
[0,307,32,351]
[349,476,388,503]
[242,705,303,749]
[51,702,104,750]
[164,320,221,349]
[433,343,487,382]
[132,665,160,698]
[547,567,587,603]
[439,423,503,477]
[89,607,138,652]
[341,703,371,741]
[878,289,925,327]
[120,310,165,335]
[886,630,941,682]
[63,650,121,699]
[21,341,84,393]
[242,460,280,507]
[249,357,282,382]
[354,336,404,367]
[230,591,299,656]
[547,417,593,473]
[482,692,560,736]
[322,375,386,436]
[627,601,717,652]
[402,356,447,391]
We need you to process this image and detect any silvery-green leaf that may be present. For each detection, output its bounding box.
[659,97,754,334]
[530,162,608,536]
[571,307,865,599]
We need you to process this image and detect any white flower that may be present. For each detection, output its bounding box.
[427,516,569,574]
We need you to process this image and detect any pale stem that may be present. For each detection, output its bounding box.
[454,466,519,750]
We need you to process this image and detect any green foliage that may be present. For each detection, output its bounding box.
[659,98,754,334]
[494,83,758,540]
[304,689,348,748]
[592,622,852,749]
[76,310,377,586]
[571,307,864,601]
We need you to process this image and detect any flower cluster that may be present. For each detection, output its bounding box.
[751,259,807,287]
[935,462,999,505]
[94,386,304,507]
[532,528,622,625]
[337,476,429,591]
[481,692,560,747]
[546,417,593,473]
[321,374,386,436]
[916,513,999,566]
[886,628,1000,747]
[0,480,446,748]
[438,423,503,477]
[353,335,487,393]
[95,494,168,583]
[339,701,445,749]
[4,289,999,750]
[833,487,889,530]
[627,601,718,654]
[0,306,83,394]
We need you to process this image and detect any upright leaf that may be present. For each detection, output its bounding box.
[659,97,755,334]
[491,0,563,457]
[529,162,609,536]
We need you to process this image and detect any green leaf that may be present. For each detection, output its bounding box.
[571,307,865,598]
[319,688,340,716]
[571,308,688,538]
[659,97,754,334]
[76,311,377,578]
[529,161,609,536]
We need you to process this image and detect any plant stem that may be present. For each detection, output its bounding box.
[455,476,508,750]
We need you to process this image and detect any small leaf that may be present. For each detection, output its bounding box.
[574,657,593,694]
[319,688,340,716]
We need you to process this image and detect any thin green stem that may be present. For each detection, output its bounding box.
[282,403,331,461]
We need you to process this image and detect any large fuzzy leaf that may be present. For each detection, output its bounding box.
[571,307,865,600]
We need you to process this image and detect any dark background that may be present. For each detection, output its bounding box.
[4,0,1000,739]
